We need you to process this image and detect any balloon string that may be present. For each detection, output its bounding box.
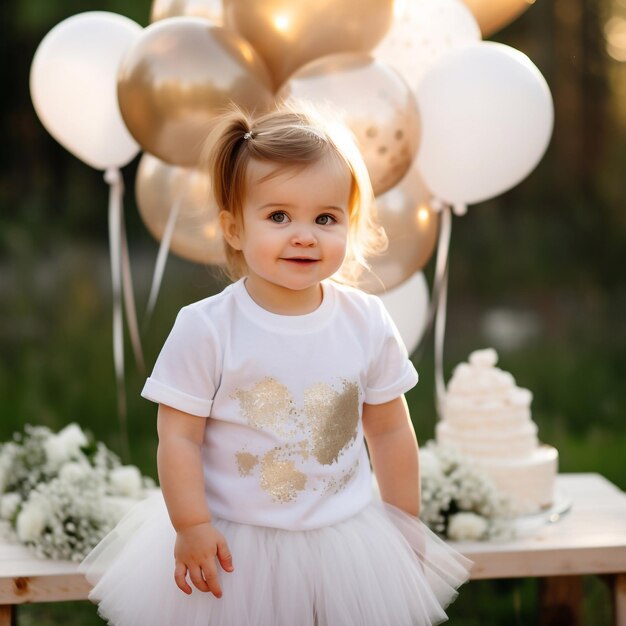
[143,196,181,329]
[105,167,130,462]
[411,203,452,361]
[120,208,145,377]
[433,205,453,417]
[434,263,449,417]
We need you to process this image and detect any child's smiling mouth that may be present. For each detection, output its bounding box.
[281,257,320,264]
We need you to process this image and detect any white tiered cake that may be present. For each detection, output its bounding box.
[436,348,558,514]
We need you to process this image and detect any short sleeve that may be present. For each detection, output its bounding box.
[364,297,419,405]
[141,306,221,416]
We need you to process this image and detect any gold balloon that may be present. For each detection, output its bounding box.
[118,18,274,167]
[136,153,225,266]
[223,0,394,88]
[462,0,535,37]
[357,162,439,294]
[278,53,420,196]
[151,0,223,24]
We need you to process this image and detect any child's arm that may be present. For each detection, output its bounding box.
[157,404,234,597]
[362,395,421,517]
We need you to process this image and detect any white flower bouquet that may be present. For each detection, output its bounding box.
[419,441,514,541]
[0,423,154,561]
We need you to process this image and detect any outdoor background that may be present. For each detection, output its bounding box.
[1,0,624,624]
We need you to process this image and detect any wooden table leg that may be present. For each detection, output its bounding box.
[0,605,14,626]
[615,574,626,626]
[538,575,583,626]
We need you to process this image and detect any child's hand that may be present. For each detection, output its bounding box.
[173,521,234,597]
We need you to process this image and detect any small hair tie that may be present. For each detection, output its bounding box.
[243,131,253,140]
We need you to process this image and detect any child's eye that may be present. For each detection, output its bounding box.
[269,212,289,223]
[316,214,336,225]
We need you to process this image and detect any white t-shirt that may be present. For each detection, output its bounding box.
[142,279,418,530]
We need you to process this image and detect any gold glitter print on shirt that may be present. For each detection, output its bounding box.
[235,451,259,476]
[304,380,360,465]
[232,377,296,436]
[323,459,360,495]
[260,448,307,503]
[232,378,361,503]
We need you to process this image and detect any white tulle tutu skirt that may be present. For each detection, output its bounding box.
[81,494,471,626]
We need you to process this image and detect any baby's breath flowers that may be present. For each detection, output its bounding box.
[419,441,514,541]
[0,423,154,561]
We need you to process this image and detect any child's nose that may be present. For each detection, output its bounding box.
[291,227,317,246]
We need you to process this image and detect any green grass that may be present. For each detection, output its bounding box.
[14,601,103,626]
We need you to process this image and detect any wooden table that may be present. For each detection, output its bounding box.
[450,473,626,625]
[1,473,625,625]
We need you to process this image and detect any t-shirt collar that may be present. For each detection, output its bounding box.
[232,278,336,333]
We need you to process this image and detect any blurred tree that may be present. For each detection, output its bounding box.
[0,0,152,258]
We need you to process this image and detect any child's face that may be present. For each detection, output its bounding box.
[222,156,351,308]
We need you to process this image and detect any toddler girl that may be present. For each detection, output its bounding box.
[82,106,471,625]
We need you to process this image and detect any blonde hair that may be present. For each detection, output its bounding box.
[203,103,386,284]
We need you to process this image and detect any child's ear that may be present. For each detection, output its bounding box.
[219,210,243,250]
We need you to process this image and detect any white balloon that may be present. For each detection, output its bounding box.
[30,12,142,170]
[374,0,480,92]
[416,41,554,205]
[378,271,429,355]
